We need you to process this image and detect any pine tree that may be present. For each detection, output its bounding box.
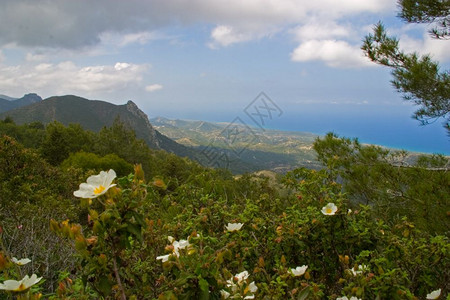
[362,0,449,134]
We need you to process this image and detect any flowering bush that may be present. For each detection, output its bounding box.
[1,134,448,299]
[44,165,450,298]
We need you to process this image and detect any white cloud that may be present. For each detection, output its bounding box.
[100,31,167,47]
[288,18,378,68]
[0,61,148,96]
[208,25,253,48]
[399,33,450,62]
[291,39,373,68]
[291,21,351,42]
[119,32,157,46]
[145,84,163,92]
[308,0,394,15]
[0,0,395,49]
[25,52,46,62]
[114,62,131,71]
[1,0,427,73]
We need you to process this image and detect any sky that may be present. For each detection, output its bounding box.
[0,0,449,153]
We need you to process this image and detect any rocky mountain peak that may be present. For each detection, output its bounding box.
[126,100,159,148]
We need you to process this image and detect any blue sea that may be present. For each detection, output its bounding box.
[155,103,449,155]
[263,105,450,155]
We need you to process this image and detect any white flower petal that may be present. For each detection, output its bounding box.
[226,223,244,232]
[220,290,230,299]
[0,274,42,291]
[176,239,190,249]
[426,288,441,299]
[0,279,22,291]
[105,169,117,185]
[22,274,42,288]
[235,271,249,283]
[156,254,170,262]
[11,257,31,266]
[248,281,258,293]
[290,265,308,276]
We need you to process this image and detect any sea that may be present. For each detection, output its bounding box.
[272,112,449,155]
[161,104,449,155]
[265,105,449,155]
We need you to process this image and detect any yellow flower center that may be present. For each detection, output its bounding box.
[94,185,106,195]
[16,283,26,291]
[326,208,333,214]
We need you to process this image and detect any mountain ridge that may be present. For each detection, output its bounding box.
[0,95,197,160]
[0,93,42,113]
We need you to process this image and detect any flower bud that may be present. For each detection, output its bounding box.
[134,164,145,181]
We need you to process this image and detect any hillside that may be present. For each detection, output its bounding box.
[0,95,197,160]
[151,117,321,172]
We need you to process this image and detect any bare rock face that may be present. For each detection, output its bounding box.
[21,93,42,104]
[126,100,159,148]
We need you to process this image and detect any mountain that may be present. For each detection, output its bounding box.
[0,95,321,173]
[0,93,42,113]
[0,94,18,101]
[0,95,196,159]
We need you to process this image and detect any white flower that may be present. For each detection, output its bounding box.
[226,223,244,232]
[426,288,441,299]
[233,271,249,284]
[349,264,368,276]
[290,265,308,277]
[224,271,257,299]
[74,169,116,199]
[247,281,258,294]
[11,257,31,266]
[0,274,42,292]
[172,239,190,256]
[220,289,230,299]
[156,236,191,262]
[337,297,361,300]
[242,281,257,299]
[321,203,338,215]
[156,254,170,262]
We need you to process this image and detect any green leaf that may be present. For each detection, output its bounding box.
[130,210,145,226]
[198,278,210,300]
[158,291,178,300]
[297,287,311,300]
[97,276,113,296]
[126,223,143,243]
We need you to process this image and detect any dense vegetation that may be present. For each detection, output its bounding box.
[0,119,448,299]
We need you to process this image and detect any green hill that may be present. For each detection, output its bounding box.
[0,95,195,159]
[151,117,321,172]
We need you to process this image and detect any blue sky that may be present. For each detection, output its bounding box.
[0,0,448,153]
